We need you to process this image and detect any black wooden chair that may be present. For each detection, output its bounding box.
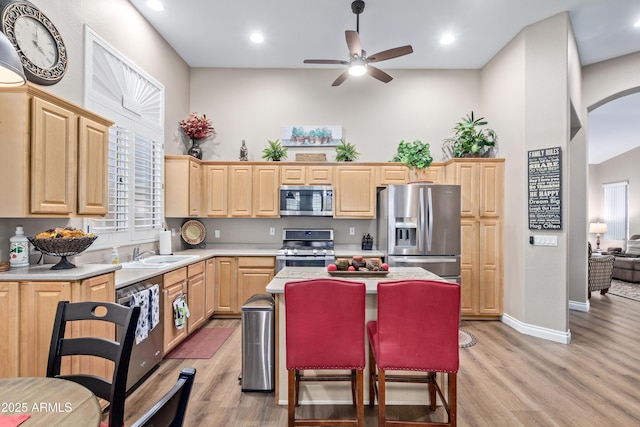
[46,300,140,427]
[130,367,196,427]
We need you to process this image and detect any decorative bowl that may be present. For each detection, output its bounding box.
[27,236,98,270]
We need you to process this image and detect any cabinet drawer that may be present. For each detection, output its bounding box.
[187,261,205,278]
[237,256,275,268]
[164,267,187,288]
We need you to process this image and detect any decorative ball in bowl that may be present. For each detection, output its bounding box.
[27,235,98,270]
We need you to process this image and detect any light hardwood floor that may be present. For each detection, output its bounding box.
[117,292,640,426]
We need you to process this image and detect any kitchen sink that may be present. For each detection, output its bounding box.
[120,254,199,269]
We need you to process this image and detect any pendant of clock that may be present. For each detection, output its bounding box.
[0,0,67,85]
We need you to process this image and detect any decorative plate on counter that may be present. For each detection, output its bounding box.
[181,220,206,245]
[328,270,389,277]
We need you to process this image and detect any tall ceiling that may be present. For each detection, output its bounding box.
[129,0,640,164]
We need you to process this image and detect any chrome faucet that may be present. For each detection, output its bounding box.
[133,247,155,261]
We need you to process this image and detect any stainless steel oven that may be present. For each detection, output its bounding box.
[276,228,335,272]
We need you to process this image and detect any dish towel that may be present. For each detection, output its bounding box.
[132,288,151,344]
[0,414,30,427]
[149,284,160,331]
[173,293,190,330]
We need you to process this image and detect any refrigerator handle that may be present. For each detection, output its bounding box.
[427,187,433,251]
[419,187,425,252]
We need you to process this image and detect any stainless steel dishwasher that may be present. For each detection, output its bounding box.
[116,275,164,393]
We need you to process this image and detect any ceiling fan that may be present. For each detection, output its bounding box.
[304,0,413,87]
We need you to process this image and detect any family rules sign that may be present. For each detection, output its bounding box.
[528,147,562,230]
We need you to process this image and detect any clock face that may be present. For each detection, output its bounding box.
[0,1,67,85]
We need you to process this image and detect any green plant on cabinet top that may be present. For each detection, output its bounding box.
[443,111,497,158]
[391,140,433,169]
[261,139,288,161]
[335,139,359,162]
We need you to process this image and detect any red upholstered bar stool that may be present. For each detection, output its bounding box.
[368,279,461,427]
[285,278,366,427]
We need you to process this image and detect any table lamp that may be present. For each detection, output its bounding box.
[589,222,608,250]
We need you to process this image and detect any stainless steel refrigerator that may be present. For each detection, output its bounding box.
[377,183,461,282]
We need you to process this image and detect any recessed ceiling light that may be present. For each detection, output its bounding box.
[634,19,640,28]
[440,34,455,45]
[250,33,264,43]
[146,0,164,11]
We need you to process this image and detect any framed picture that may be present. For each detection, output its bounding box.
[281,125,343,147]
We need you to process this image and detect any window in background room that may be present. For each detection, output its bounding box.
[82,26,165,248]
[603,181,628,241]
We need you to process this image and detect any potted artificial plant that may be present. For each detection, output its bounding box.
[261,139,288,161]
[391,140,433,169]
[335,139,360,162]
[443,111,497,158]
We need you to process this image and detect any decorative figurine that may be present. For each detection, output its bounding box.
[240,140,248,161]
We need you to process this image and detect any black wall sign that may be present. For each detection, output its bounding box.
[528,147,562,230]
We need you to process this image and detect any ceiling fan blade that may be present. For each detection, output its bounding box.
[345,30,362,57]
[304,59,349,65]
[367,65,393,83]
[367,45,414,63]
[332,70,351,87]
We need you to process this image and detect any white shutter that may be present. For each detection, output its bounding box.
[603,181,628,240]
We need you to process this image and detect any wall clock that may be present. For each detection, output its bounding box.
[0,0,67,85]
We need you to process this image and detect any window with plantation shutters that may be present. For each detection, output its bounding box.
[83,27,165,248]
[603,181,628,241]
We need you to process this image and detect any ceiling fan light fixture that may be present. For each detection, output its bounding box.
[349,58,367,76]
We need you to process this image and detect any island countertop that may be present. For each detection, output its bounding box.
[265,266,441,294]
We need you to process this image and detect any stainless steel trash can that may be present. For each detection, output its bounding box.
[241,294,275,392]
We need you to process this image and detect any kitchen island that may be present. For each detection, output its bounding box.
[265,266,444,405]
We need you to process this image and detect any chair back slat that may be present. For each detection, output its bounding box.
[58,337,120,360]
[285,278,366,369]
[130,367,196,427]
[376,279,460,372]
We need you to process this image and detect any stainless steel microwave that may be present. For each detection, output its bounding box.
[279,185,333,216]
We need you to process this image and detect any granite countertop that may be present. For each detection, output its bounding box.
[0,263,122,281]
[266,266,442,294]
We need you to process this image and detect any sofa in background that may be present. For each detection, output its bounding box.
[609,235,640,283]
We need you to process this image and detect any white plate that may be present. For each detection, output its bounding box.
[181,220,206,245]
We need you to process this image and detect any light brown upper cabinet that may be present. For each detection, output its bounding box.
[165,156,202,217]
[0,83,112,217]
[204,164,228,217]
[334,165,376,218]
[280,164,333,185]
[253,165,280,217]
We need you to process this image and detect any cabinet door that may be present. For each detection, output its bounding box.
[378,165,408,186]
[229,165,253,217]
[447,161,478,218]
[409,165,445,184]
[479,220,503,315]
[31,97,77,214]
[307,165,333,184]
[77,116,109,215]
[281,165,305,184]
[214,257,237,314]
[460,220,479,316]
[334,166,376,218]
[187,262,206,333]
[162,280,188,355]
[479,162,504,218]
[204,164,228,216]
[253,165,280,217]
[0,282,19,378]
[20,281,72,377]
[237,257,275,305]
[205,258,216,318]
[189,160,202,216]
[71,274,115,379]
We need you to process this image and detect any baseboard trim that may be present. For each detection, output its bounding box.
[501,313,571,344]
[569,299,590,312]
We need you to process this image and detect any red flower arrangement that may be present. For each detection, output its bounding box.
[179,112,216,140]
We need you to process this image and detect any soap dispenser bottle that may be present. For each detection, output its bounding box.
[111,247,120,264]
[9,225,29,268]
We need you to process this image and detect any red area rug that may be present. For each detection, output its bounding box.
[165,327,234,359]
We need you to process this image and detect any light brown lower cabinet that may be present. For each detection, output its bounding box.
[205,258,216,318]
[162,267,188,355]
[0,273,115,379]
[187,261,206,334]
[214,256,275,316]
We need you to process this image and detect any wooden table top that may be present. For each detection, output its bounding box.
[0,377,101,426]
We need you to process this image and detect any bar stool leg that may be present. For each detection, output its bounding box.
[368,346,376,408]
[378,369,386,427]
[356,369,364,427]
[351,369,357,407]
[288,370,295,427]
[295,370,301,407]
[429,372,437,411]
